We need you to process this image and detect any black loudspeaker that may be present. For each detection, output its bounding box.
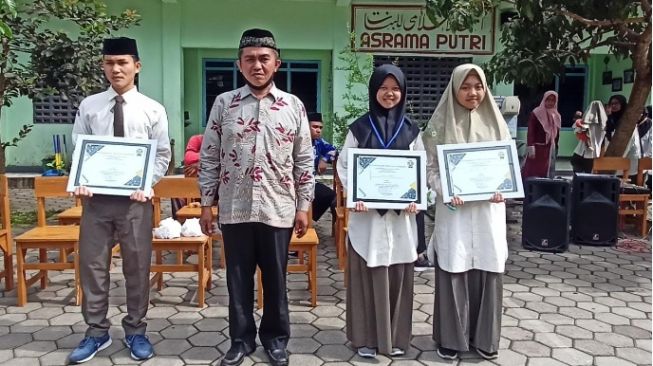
[571,173,620,246]
[522,178,571,252]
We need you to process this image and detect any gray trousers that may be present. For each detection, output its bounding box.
[434,266,503,353]
[79,195,153,337]
[346,242,414,354]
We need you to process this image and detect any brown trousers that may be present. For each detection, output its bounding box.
[79,195,153,337]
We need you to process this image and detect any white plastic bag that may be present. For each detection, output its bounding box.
[181,218,203,237]
[153,217,182,239]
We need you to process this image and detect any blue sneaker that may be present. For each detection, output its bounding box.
[124,334,154,361]
[68,334,112,364]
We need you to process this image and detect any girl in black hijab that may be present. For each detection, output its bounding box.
[336,64,423,358]
[605,94,627,141]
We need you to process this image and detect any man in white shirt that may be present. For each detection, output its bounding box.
[68,37,171,364]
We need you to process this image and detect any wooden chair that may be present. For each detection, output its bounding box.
[330,159,338,238]
[333,163,349,271]
[0,175,13,291]
[592,157,650,236]
[636,157,652,234]
[175,204,224,269]
[56,198,82,225]
[14,176,81,306]
[257,206,320,308]
[56,200,123,260]
[636,157,652,187]
[151,176,212,307]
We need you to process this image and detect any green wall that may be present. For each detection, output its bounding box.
[183,48,333,140]
[2,0,165,169]
[3,0,644,168]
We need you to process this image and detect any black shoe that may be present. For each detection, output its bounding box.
[475,347,498,360]
[265,347,289,366]
[436,346,458,360]
[414,254,434,272]
[220,344,254,366]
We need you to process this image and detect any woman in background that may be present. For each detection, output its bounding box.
[521,91,561,179]
[570,101,607,173]
[605,94,627,142]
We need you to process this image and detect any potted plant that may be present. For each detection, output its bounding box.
[41,155,66,176]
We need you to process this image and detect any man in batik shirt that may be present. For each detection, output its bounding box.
[198,28,314,366]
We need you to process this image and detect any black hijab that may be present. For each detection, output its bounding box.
[606,94,628,141]
[348,64,420,215]
[349,64,419,150]
[638,106,652,138]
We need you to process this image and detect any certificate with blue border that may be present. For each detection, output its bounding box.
[66,135,157,196]
[436,140,524,203]
[346,148,427,210]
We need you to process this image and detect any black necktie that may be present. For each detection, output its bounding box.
[113,95,125,137]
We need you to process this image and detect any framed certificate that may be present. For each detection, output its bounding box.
[436,140,524,203]
[346,148,427,210]
[67,135,158,196]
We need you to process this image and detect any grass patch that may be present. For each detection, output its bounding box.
[11,209,63,225]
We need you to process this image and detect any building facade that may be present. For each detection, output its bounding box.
[2,0,636,170]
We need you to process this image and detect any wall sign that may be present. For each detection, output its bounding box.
[352,4,496,55]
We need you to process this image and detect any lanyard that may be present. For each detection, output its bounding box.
[368,115,405,149]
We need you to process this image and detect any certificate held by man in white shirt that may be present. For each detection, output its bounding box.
[67,134,158,197]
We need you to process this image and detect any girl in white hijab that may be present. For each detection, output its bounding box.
[423,63,509,361]
[571,101,607,173]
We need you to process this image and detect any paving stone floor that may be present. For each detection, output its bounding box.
[0,188,650,365]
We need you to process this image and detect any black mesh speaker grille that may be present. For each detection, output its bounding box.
[522,178,571,252]
[571,173,620,245]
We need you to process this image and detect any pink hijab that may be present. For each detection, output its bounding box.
[532,91,561,143]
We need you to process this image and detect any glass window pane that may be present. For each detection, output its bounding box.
[290,72,318,113]
[557,74,585,128]
[206,60,235,69]
[205,69,235,122]
[289,63,319,70]
[274,71,289,92]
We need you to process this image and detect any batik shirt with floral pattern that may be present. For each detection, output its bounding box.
[199,84,314,228]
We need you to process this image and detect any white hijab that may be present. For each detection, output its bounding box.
[426,63,510,145]
[583,100,608,153]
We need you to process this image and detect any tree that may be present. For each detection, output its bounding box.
[0,0,140,172]
[332,32,374,147]
[425,0,652,156]
[0,0,15,38]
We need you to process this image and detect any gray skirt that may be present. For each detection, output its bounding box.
[346,242,414,354]
[434,266,503,353]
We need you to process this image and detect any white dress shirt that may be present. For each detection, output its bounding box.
[424,134,509,274]
[72,86,171,185]
[336,131,421,267]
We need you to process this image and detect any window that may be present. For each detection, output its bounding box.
[556,67,587,128]
[514,66,587,128]
[33,95,77,124]
[374,56,471,125]
[203,59,321,125]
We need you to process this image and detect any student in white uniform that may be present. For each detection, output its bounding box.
[69,37,171,364]
[337,64,422,358]
[571,101,607,173]
[423,63,509,361]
